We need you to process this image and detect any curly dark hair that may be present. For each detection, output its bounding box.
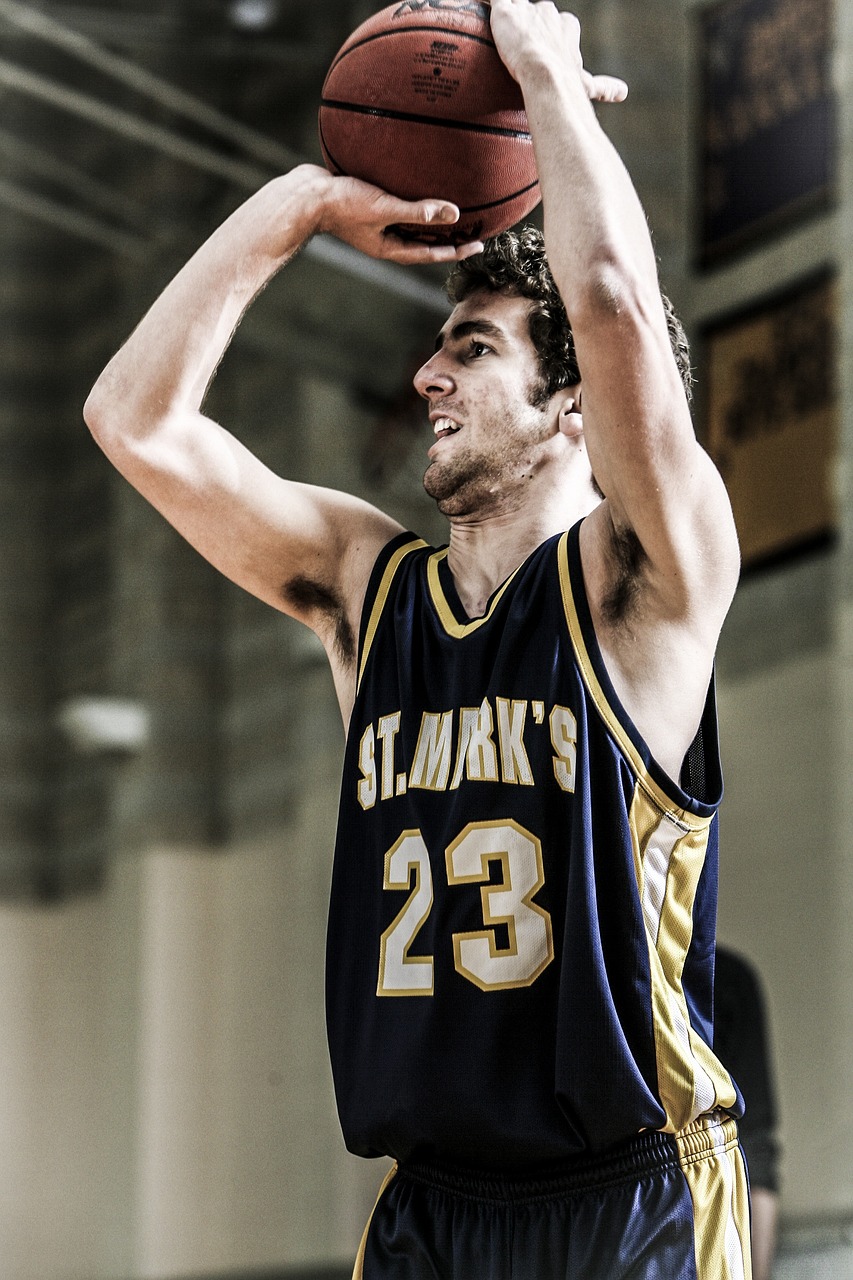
[445,226,693,406]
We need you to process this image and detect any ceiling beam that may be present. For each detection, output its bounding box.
[0,125,150,229]
[0,0,302,170]
[0,57,274,187]
[0,1,451,311]
[0,176,149,258]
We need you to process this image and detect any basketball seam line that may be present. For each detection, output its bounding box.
[393,176,540,214]
[326,24,496,77]
[319,99,531,140]
[318,117,540,214]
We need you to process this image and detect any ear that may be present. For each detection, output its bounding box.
[556,384,583,439]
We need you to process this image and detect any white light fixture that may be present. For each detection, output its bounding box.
[57,696,150,756]
[228,0,280,31]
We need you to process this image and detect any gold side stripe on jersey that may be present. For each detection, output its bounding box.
[556,532,707,831]
[358,538,427,693]
[629,788,738,1132]
[427,548,523,639]
[557,532,737,1126]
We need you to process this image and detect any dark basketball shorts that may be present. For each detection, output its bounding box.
[353,1113,751,1280]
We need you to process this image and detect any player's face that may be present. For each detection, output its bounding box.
[414,291,557,516]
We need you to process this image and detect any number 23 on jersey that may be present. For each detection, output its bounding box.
[378,819,554,997]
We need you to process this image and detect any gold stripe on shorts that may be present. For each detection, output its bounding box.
[352,1162,398,1280]
[676,1112,752,1280]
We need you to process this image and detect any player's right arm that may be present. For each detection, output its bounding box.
[84,165,479,708]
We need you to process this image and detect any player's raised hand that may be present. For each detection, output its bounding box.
[310,166,484,264]
[489,0,628,105]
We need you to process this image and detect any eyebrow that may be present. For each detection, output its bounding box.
[434,318,506,352]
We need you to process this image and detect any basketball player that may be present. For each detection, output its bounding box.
[84,1,748,1276]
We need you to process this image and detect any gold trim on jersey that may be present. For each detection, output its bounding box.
[628,790,738,1131]
[427,547,522,638]
[556,532,705,829]
[358,538,427,693]
[557,531,738,1132]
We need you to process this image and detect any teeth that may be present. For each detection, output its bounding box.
[434,417,460,436]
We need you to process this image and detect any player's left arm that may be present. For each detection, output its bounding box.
[491,1,740,628]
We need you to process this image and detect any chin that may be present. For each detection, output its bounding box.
[423,477,469,519]
[423,460,455,502]
[425,474,498,522]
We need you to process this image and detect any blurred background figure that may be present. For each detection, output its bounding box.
[715,947,782,1280]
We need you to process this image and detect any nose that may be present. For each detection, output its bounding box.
[413,351,454,401]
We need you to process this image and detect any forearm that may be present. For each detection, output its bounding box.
[85,161,478,452]
[519,60,659,316]
[85,165,328,442]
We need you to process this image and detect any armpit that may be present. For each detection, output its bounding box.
[282,575,356,666]
[601,523,647,626]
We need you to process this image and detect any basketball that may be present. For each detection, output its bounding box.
[318,0,540,245]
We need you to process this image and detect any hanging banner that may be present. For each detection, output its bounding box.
[697,0,835,266]
[703,272,838,568]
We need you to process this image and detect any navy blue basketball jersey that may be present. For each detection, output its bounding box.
[325,521,741,1168]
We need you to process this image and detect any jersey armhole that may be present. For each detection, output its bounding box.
[356,532,428,692]
[560,521,723,820]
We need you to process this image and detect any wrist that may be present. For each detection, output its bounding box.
[205,165,333,277]
[518,54,593,115]
[311,169,364,239]
[261,164,335,247]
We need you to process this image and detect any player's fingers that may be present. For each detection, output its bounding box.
[423,202,462,226]
[381,236,483,266]
[425,241,484,263]
[584,72,628,103]
[382,198,460,228]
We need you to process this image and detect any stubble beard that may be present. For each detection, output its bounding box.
[422,399,551,517]
[423,447,496,516]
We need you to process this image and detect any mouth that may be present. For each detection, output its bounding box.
[427,416,463,460]
[431,414,462,442]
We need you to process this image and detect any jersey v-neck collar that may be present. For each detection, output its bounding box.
[427,547,524,639]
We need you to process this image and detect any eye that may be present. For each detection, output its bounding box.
[467,340,492,359]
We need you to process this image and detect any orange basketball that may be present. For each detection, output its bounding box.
[318,0,540,244]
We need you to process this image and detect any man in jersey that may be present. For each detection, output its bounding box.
[84,1,747,1276]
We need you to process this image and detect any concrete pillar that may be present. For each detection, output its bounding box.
[135,847,229,1276]
[0,855,141,1280]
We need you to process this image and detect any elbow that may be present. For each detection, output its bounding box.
[82,386,103,440]
[82,376,115,446]
[570,265,685,384]
[83,374,138,455]
[571,262,649,325]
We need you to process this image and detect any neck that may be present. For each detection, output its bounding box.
[445,486,600,619]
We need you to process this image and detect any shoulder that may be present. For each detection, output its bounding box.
[279,501,403,678]
[358,531,432,626]
[315,522,425,729]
